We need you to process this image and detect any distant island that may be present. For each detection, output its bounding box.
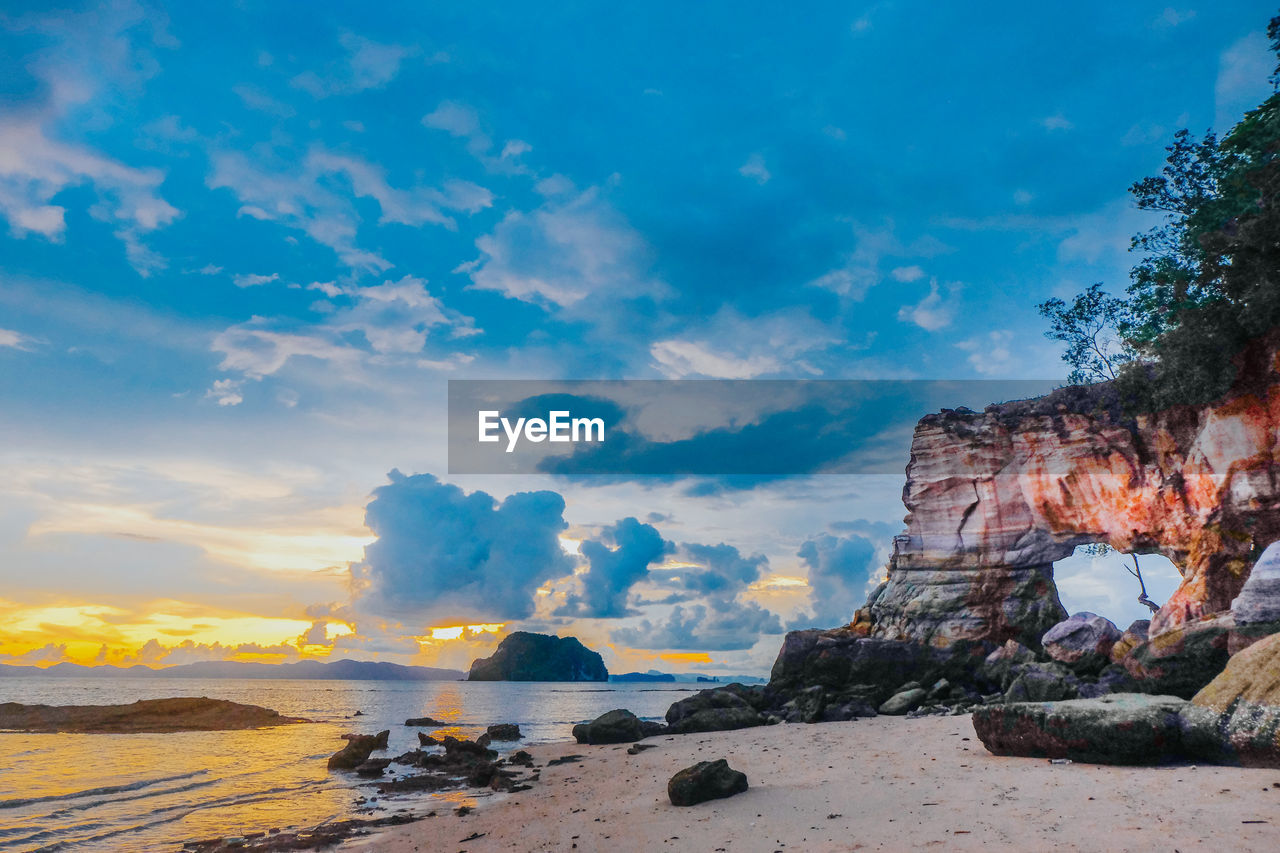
[0,659,464,681]
[608,671,768,684]
[610,671,676,682]
[467,632,608,681]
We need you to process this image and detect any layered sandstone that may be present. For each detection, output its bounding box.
[869,336,1280,646]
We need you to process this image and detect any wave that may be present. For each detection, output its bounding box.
[0,770,209,810]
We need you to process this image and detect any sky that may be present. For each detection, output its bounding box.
[0,1,1275,676]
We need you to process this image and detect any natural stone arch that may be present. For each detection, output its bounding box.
[867,361,1280,647]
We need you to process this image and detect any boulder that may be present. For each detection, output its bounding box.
[1231,542,1280,624]
[1186,631,1280,766]
[572,709,643,744]
[878,688,927,716]
[972,694,1189,764]
[467,632,608,682]
[665,684,766,734]
[486,723,522,741]
[1003,662,1079,703]
[405,716,447,727]
[667,759,749,806]
[1076,664,1139,699]
[418,732,439,746]
[327,730,391,770]
[1108,620,1150,664]
[1041,612,1122,674]
[1229,543,1280,653]
[977,640,1037,690]
[1123,614,1232,698]
[354,758,392,777]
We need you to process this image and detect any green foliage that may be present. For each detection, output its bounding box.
[1043,13,1280,410]
[1037,284,1135,384]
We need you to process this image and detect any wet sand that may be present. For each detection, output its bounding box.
[354,714,1280,852]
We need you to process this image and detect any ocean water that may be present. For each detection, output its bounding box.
[0,678,702,852]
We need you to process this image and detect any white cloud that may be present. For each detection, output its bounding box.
[213,276,476,380]
[1013,189,1034,205]
[0,121,178,273]
[292,33,416,98]
[896,279,956,331]
[207,147,490,271]
[206,378,244,406]
[955,330,1014,375]
[808,222,951,300]
[738,153,771,185]
[890,265,924,282]
[0,328,33,351]
[649,308,837,379]
[233,272,280,288]
[422,101,533,174]
[423,101,491,154]
[651,341,780,379]
[1041,114,1073,131]
[1216,31,1273,132]
[460,186,666,308]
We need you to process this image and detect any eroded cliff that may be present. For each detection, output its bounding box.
[868,336,1280,647]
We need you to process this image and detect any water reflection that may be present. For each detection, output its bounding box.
[0,677,700,851]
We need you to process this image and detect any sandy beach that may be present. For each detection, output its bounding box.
[356,715,1280,853]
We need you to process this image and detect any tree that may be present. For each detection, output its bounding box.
[1037,284,1135,384]
[1081,544,1161,614]
[1041,13,1280,410]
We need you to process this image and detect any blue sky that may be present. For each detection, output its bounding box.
[0,1,1274,673]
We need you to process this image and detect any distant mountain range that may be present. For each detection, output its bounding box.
[0,659,465,681]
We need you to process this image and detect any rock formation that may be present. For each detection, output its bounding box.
[467,631,608,682]
[873,336,1280,647]
[667,759,748,806]
[0,697,308,733]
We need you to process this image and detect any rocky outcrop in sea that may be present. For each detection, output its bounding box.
[467,632,608,682]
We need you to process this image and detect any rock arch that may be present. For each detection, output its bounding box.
[867,343,1280,647]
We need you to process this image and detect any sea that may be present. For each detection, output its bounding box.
[0,678,705,852]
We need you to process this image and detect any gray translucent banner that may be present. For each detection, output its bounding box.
[447,379,1063,476]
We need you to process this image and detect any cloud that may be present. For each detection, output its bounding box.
[555,517,671,618]
[955,330,1015,376]
[611,598,783,651]
[424,101,491,154]
[206,378,244,406]
[665,542,769,597]
[896,279,956,331]
[738,153,771,184]
[1215,31,1273,132]
[351,472,575,624]
[808,222,951,300]
[650,340,781,379]
[459,186,666,308]
[649,307,838,378]
[233,272,280,288]
[208,147,490,272]
[890,265,924,283]
[292,33,416,98]
[0,328,33,351]
[213,275,477,384]
[0,3,179,273]
[1041,114,1073,131]
[789,532,879,628]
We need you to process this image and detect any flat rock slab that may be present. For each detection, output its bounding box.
[0,697,308,733]
[972,694,1188,765]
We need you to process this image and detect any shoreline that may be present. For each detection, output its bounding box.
[353,715,1280,852]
